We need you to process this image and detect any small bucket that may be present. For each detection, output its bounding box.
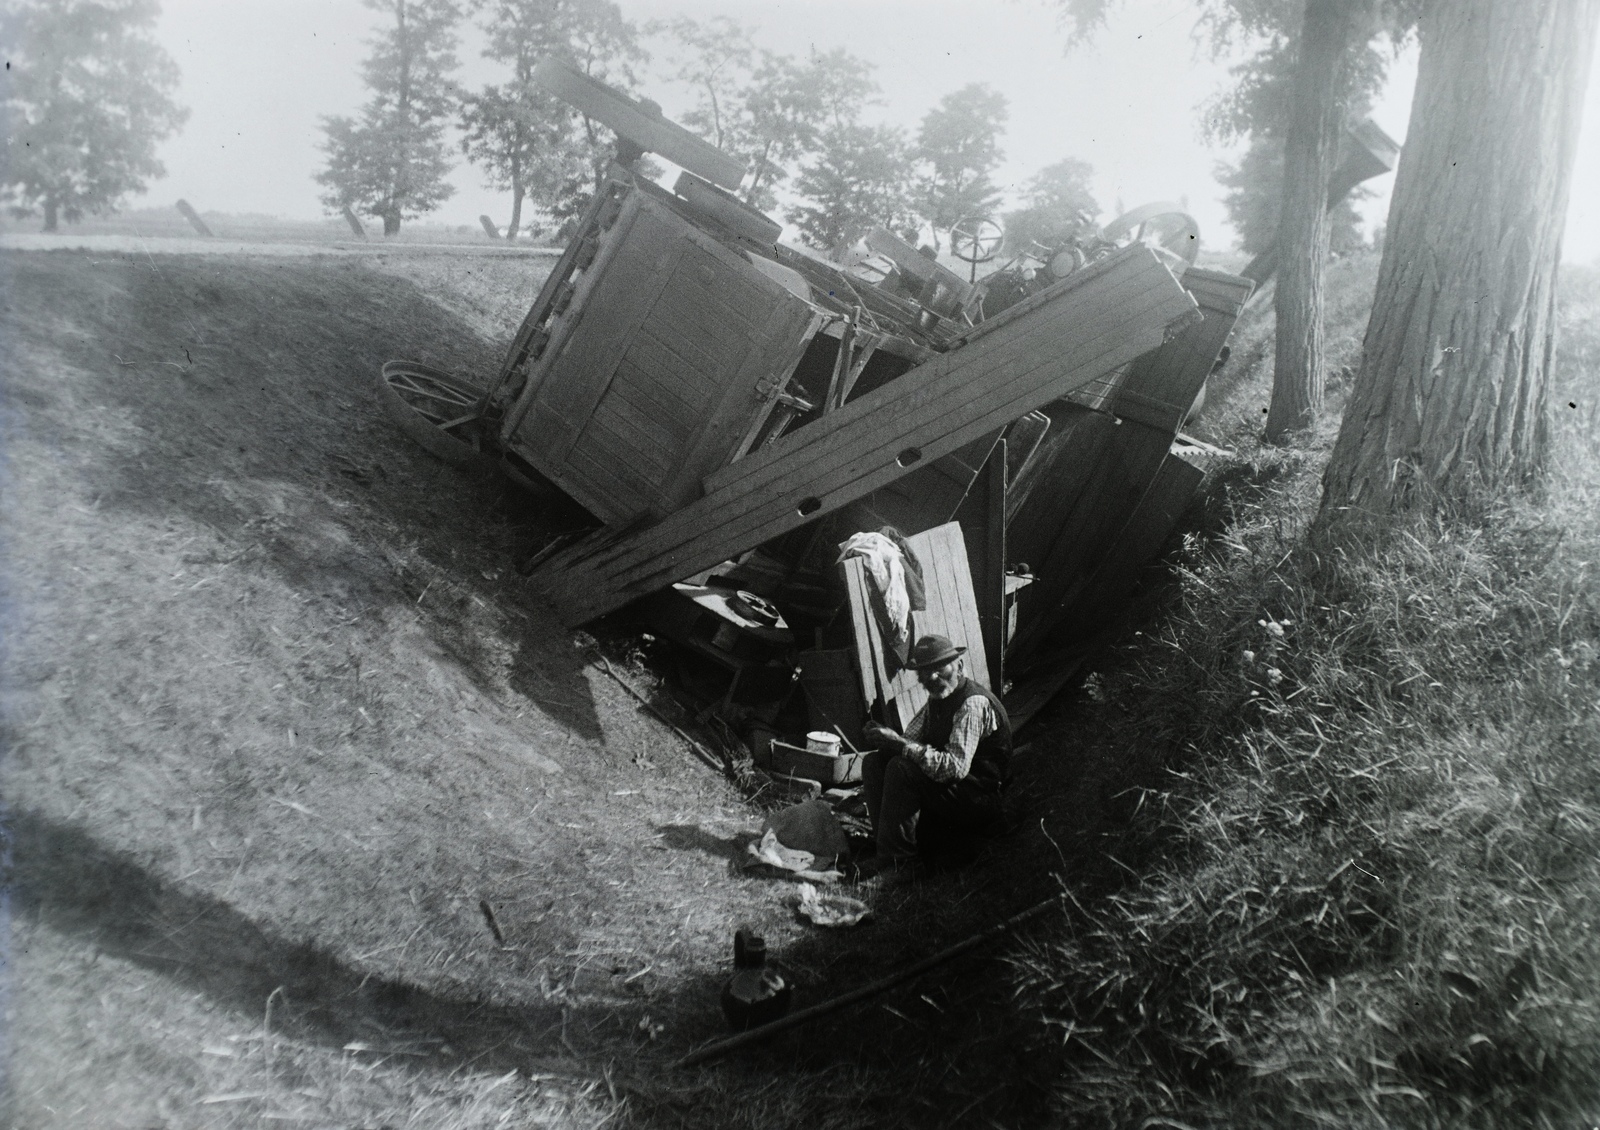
[805,730,842,757]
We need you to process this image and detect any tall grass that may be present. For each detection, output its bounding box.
[1010,265,1600,1127]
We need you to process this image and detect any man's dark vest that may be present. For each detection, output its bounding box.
[924,677,1012,797]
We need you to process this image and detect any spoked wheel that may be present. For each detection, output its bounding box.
[378,360,494,470]
[1101,201,1202,267]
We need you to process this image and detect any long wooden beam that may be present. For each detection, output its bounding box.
[528,245,1199,625]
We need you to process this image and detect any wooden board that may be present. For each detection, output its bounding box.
[841,521,992,729]
[533,58,746,190]
[1004,267,1251,666]
[952,439,1007,692]
[1109,267,1254,433]
[1003,456,1204,728]
[528,244,1199,625]
[502,191,818,524]
[835,429,1002,538]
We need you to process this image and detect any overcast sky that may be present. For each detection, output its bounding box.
[141,0,1600,261]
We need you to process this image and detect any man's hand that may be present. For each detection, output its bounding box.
[862,721,906,748]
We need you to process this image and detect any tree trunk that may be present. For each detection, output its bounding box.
[383,211,401,236]
[507,184,524,242]
[42,199,58,232]
[1319,0,1600,526]
[1266,0,1365,442]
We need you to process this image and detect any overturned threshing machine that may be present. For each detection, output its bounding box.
[378,61,1388,735]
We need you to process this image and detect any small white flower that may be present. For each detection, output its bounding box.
[1266,667,1284,685]
[1242,650,1256,664]
[1263,620,1285,640]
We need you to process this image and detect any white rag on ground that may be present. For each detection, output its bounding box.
[745,828,843,883]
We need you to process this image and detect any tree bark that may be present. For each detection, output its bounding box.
[508,183,524,242]
[1266,0,1365,442]
[1319,0,1600,526]
[383,211,401,236]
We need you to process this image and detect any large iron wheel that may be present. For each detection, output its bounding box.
[1101,202,1201,267]
[377,360,495,470]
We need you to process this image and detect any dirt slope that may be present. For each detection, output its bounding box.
[0,248,1126,1129]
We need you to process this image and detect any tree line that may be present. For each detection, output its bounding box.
[2,0,1596,531]
[312,0,1108,256]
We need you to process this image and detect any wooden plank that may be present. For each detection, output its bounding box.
[659,293,820,510]
[1004,411,1050,486]
[588,390,691,467]
[1063,455,1204,640]
[1010,455,1203,688]
[843,560,885,710]
[838,430,1002,540]
[882,522,992,725]
[1005,406,1120,564]
[532,58,747,190]
[530,246,1197,625]
[701,246,1192,498]
[501,197,685,521]
[1111,267,1253,433]
[838,522,991,729]
[1004,267,1249,666]
[953,439,1007,692]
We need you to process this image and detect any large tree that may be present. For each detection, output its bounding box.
[1216,134,1366,256]
[458,84,579,240]
[0,0,187,232]
[1057,0,1414,442]
[1265,0,1375,440]
[1319,0,1600,524]
[914,83,1008,250]
[316,0,461,236]
[784,50,917,255]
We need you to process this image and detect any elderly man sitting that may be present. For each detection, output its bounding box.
[858,634,1012,877]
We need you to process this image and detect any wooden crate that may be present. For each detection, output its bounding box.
[500,188,821,524]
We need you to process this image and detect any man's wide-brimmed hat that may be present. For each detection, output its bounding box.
[905,634,966,671]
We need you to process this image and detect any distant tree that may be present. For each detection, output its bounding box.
[914,83,1008,251]
[457,0,638,241]
[781,49,917,255]
[458,85,579,241]
[789,123,919,255]
[653,15,750,150]
[653,24,873,213]
[1001,157,1099,252]
[1320,0,1600,525]
[317,0,462,236]
[0,0,188,232]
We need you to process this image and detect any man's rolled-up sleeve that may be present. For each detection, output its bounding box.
[910,696,997,782]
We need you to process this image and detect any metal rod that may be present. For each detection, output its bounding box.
[589,649,725,774]
[674,892,1063,1068]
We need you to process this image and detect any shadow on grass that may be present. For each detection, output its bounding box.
[2,253,606,743]
[654,824,748,865]
[5,807,614,1075]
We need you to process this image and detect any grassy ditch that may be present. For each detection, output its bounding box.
[1008,258,1600,1127]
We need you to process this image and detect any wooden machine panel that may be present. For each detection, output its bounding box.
[503,191,819,524]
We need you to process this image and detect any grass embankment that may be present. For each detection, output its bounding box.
[1009,255,1600,1126]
